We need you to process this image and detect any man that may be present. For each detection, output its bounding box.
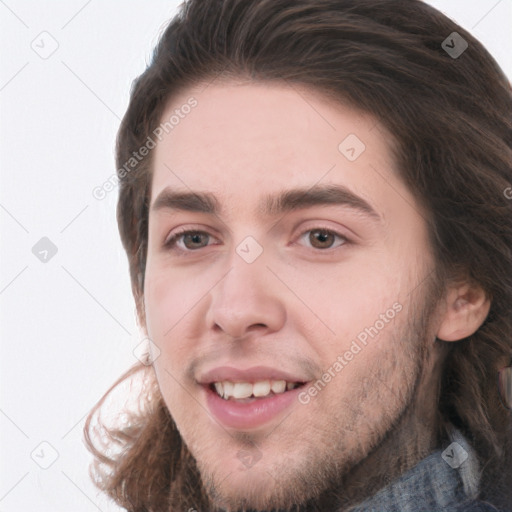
[84,1,512,510]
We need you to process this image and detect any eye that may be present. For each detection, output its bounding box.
[163,226,349,253]
[163,229,216,251]
[297,227,349,250]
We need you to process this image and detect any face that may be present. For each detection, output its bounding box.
[144,80,439,510]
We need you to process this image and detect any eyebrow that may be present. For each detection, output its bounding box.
[151,184,381,221]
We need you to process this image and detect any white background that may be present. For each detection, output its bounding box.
[1,1,511,511]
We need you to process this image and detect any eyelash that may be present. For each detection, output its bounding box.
[163,226,350,254]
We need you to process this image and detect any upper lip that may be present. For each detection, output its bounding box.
[198,365,310,385]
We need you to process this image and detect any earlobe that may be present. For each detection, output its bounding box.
[436,283,491,342]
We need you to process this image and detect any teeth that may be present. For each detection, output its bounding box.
[232,382,253,399]
[223,381,234,399]
[213,379,300,400]
[214,382,224,397]
[271,380,286,393]
[253,381,271,397]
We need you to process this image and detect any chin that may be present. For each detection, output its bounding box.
[205,472,306,512]
[196,446,326,512]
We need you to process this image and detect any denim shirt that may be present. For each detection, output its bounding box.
[348,427,503,512]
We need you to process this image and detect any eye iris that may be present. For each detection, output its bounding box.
[177,230,339,250]
[184,232,208,249]
[310,229,334,249]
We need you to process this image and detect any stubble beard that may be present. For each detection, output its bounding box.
[197,290,440,512]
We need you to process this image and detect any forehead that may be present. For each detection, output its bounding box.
[150,79,406,221]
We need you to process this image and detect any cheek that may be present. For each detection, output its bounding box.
[144,264,210,339]
[144,270,200,419]
[144,272,178,337]
[143,269,198,387]
[288,255,402,358]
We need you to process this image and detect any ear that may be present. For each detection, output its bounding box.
[436,282,491,342]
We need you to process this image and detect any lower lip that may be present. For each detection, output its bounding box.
[204,384,304,430]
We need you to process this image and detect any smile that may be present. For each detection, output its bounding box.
[198,366,310,430]
[212,379,303,401]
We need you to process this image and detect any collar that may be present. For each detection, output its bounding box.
[348,426,486,511]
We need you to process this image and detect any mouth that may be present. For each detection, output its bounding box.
[199,366,310,430]
[210,379,304,402]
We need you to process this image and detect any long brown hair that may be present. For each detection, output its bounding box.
[84,1,512,510]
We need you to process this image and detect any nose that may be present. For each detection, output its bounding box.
[205,248,286,340]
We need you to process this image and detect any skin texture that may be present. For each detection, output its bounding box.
[142,80,490,510]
